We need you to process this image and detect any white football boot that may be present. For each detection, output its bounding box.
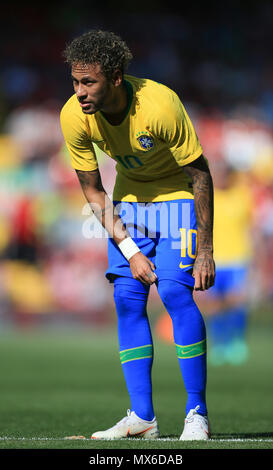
[91,409,160,440]
[180,405,210,440]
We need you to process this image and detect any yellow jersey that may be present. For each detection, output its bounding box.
[213,183,253,265]
[60,75,203,202]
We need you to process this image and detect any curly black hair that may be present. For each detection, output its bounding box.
[63,30,133,79]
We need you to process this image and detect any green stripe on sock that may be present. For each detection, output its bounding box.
[176,339,206,359]
[120,344,153,364]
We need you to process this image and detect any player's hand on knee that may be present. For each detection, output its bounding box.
[192,251,215,291]
[129,252,157,285]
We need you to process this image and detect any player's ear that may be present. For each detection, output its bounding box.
[111,69,123,87]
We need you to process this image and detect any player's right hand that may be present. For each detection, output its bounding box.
[129,252,157,285]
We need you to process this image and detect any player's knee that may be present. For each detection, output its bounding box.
[113,282,149,317]
[113,286,127,310]
[113,285,134,310]
[157,279,193,310]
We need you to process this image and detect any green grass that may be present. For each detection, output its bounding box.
[0,316,272,450]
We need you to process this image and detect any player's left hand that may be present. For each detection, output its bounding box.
[192,251,215,291]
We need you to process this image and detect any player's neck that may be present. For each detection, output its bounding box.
[100,82,129,125]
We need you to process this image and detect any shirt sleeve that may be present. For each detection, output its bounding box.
[158,92,203,166]
[60,103,98,171]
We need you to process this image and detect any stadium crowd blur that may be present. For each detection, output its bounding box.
[0,2,272,329]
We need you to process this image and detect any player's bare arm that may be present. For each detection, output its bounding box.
[76,169,157,285]
[183,155,215,291]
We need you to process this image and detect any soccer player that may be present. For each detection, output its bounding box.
[60,30,215,440]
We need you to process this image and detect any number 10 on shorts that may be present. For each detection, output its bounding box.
[179,228,197,269]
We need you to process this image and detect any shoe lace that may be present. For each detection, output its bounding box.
[185,405,206,424]
[116,409,132,426]
[186,405,200,417]
[183,406,209,436]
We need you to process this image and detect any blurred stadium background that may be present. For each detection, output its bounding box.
[0,1,272,447]
[0,1,272,330]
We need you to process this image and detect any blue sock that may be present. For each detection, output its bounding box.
[157,279,207,416]
[113,276,155,421]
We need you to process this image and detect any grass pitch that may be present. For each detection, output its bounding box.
[0,314,272,451]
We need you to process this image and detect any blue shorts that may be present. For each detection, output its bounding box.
[105,199,197,287]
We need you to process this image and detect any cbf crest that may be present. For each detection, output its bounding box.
[136,131,154,151]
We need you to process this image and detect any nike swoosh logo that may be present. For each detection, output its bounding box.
[179,262,194,269]
[126,425,154,437]
[180,346,199,356]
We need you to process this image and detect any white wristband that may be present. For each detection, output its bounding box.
[118,237,140,261]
